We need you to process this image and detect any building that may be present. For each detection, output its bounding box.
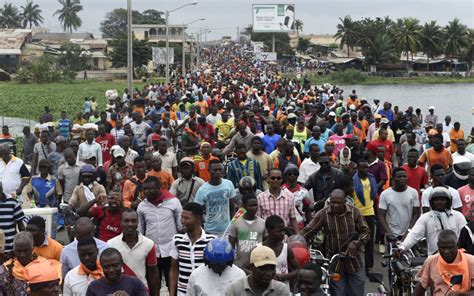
[132,24,188,43]
[0,29,32,73]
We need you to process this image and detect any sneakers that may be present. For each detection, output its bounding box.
[379,244,386,254]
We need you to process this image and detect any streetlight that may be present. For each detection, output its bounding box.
[127,0,133,96]
[165,1,198,84]
[182,18,205,78]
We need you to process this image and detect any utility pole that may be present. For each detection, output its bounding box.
[127,0,133,94]
[236,26,240,43]
[182,26,186,78]
[165,11,170,84]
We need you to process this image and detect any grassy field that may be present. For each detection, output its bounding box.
[0,80,146,120]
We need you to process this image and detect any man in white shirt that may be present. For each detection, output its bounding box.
[63,237,102,295]
[298,143,321,185]
[187,238,246,296]
[77,129,102,167]
[399,187,466,255]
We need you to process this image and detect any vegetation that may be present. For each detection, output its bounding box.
[57,42,87,81]
[0,80,145,120]
[243,25,294,55]
[334,16,472,69]
[0,3,22,28]
[108,33,153,69]
[100,8,165,39]
[294,19,303,49]
[21,0,43,29]
[54,0,83,33]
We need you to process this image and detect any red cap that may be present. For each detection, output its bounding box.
[151,134,160,141]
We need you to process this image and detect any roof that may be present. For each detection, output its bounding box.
[327,57,363,64]
[32,32,94,42]
[0,29,32,53]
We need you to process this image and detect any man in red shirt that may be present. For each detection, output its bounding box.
[196,116,215,147]
[368,128,395,164]
[77,189,123,242]
[401,148,428,202]
[96,123,116,164]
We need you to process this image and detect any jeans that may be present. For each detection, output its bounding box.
[364,215,375,270]
[329,267,365,296]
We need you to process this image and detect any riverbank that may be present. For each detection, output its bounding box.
[0,80,145,120]
[289,72,474,85]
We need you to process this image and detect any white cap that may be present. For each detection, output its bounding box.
[428,106,435,110]
[328,111,336,117]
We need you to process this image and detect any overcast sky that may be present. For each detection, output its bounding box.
[10,0,474,40]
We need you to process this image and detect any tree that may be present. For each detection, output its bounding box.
[394,17,422,70]
[53,0,83,33]
[57,42,87,80]
[108,33,152,69]
[334,16,359,57]
[297,37,311,52]
[444,18,469,65]
[0,3,22,28]
[364,34,398,66]
[420,21,444,70]
[294,19,303,49]
[21,0,43,29]
[100,9,165,39]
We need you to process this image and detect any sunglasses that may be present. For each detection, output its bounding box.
[270,176,282,180]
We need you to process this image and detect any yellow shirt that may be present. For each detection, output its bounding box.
[353,178,375,216]
[215,119,234,141]
[372,128,395,142]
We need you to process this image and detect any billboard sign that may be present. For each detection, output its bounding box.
[256,52,277,61]
[252,4,295,33]
[252,41,264,53]
[152,47,174,65]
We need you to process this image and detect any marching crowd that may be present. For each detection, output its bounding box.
[0,42,473,296]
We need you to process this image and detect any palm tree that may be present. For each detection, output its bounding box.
[294,19,303,50]
[420,21,443,70]
[364,34,398,66]
[444,18,469,66]
[334,16,359,57]
[0,3,22,28]
[53,0,83,33]
[394,17,422,70]
[21,0,43,29]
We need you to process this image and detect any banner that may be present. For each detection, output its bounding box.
[152,47,174,65]
[256,52,277,61]
[252,41,264,53]
[252,4,295,33]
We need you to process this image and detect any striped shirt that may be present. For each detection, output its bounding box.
[257,188,296,226]
[301,204,369,273]
[0,198,25,252]
[170,229,215,296]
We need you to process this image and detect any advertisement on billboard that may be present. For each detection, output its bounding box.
[256,52,277,62]
[252,4,295,33]
[152,47,174,65]
[252,41,264,53]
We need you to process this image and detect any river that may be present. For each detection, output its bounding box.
[340,83,474,132]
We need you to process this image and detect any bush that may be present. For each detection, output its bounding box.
[48,69,62,83]
[15,67,30,84]
[329,69,367,84]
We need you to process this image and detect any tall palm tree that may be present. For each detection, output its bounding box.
[0,3,22,28]
[21,0,43,29]
[53,0,83,33]
[364,34,398,66]
[334,16,359,57]
[444,18,469,65]
[394,17,422,70]
[420,21,443,70]
[294,19,303,50]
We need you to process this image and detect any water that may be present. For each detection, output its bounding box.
[340,83,474,132]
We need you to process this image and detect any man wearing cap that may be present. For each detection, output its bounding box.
[398,187,466,255]
[106,147,134,191]
[170,157,205,205]
[372,117,396,143]
[425,106,438,127]
[225,245,289,295]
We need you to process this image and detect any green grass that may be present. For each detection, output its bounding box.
[0,80,147,120]
[291,72,474,85]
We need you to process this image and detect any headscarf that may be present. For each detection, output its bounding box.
[339,147,352,166]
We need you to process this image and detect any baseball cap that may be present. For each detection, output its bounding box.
[328,111,336,117]
[85,152,96,160]
[287,113,297,119]
[179,157,194,166]
[263,106,270,111]
[381,118,390,124]
[250,245,277,267]
[297,116,305,123]
[374,114,382,119]
[287,106,295,111]
[428,106,435,110]
[164,101,171,107]
[151,134,160,141]
[113,147,126,158]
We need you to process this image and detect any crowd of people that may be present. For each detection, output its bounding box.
[0,42,473,296]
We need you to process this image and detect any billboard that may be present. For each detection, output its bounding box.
[152,47,174,65]
[252,41,264,53]
[252,4,295,33]
[256,52,277,62]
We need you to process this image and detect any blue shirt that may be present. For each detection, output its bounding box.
[262,134,281,154]
[31,176,58,207]
[304,137,326,153]
[58,119,72,138]
[194,179,236,234]
[83,101,91,113]
[378,109,394,121]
